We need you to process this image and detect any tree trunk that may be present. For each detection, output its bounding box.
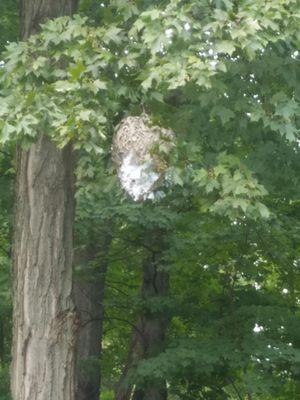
[135,255,169,400]
[115,319,144,400]
[12,137,76,400]
[20,0,77,39]
[74,280,104,400]
[74,232,113,400]
[12,5,78,400]
[116,253,169,400]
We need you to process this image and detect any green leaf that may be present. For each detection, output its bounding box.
[103,26,123,44]
[93,79,107,91]
[257,202,270,219]
[1,122,15,143]
[68,61,86,80]
[54,80,80,92]
[215,40,236,55]
[78,110,92,121]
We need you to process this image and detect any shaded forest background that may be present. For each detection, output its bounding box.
[1,1,300,399]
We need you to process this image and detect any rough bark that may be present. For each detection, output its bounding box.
[20,0,77,39]
[74,232,113,400]
[115,253,169,400]
[115,320,144,400]
[12,3,78,399]
[12,137,76,400]
[74,281,103,400]
[134,255,169,400]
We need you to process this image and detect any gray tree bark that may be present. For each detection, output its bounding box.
[74,280,104,400]
[74,232,113,400]
[114,319,144,400]
[20,0,77,39]
[11,1,77,399]
[115,252,169,400]
[133,255,169,400]
[12,138,76,400]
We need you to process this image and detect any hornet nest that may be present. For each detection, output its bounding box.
[112,114,175,201]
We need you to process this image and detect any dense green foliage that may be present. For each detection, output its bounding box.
[0,154,12,399]
[1,0,300,399]
[0,0,18,52]
[0,1,18,398]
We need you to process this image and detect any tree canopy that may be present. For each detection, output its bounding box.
[1,0,300,399]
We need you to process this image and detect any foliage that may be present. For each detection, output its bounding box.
[0,139,13,400]
[0,0,18,52]
[0,363,11,400]
[0,16,121,152]
[0,3,17,399]
[1,1,300,399]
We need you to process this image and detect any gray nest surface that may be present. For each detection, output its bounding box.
[112,114,175,201]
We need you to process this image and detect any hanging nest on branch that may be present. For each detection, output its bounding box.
[112,114,175,201]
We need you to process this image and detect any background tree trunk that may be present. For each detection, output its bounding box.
[20,0,77,39]
[74,280,104,400]
[133,255,169,400]
[116,251,169,400]
[74,232,113,400]
[115,319,144,400]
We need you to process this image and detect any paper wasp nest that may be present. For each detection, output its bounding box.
[112,114,174,201]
